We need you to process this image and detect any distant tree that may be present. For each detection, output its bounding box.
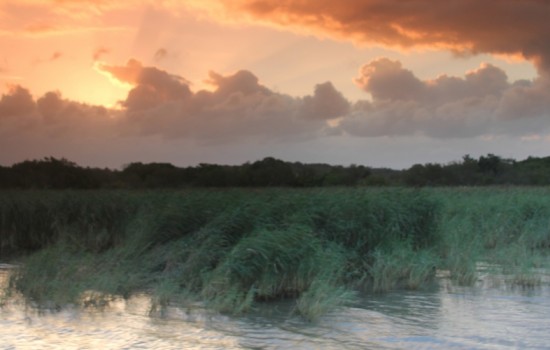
[290,162,319,187]
[359,175,390,186]
[404,163,456,186]
[456,154,480,185]
[244,157,296,186]
[193,164,231,187]
[404,164,428,186]
[121,162,183,187]
[2,153,550,189]
[10,157,100,189]
[0,165,10,188]
[512,156,550,185]
[478,154,502,175]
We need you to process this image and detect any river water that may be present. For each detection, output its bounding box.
[1,266,550,350]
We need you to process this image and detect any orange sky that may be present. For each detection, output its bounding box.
[1,0,549,168]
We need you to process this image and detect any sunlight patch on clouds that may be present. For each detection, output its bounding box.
[94,60,142,87]
[3,57,550,145]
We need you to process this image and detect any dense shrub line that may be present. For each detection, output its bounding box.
[1,154,550,189]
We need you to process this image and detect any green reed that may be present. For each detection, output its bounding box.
[2,187,549,320]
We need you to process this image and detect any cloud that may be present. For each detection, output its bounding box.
[212,0,550,73]
[2,57,550,168]
[355,58,510,105]
[32,51,64,65]
[24,22,59,34]
[0,85,36,118]
[205,70,270,97]
[338,58,550,138]
[93,47,109,61]
[108,60,341,142]
[36,90,111,128]
[0,0,133,39]
[300,82,350,120]
[6,0,550,74]
[154,48,168,61]
[97,59,192,111]
[95,58,144,85]
[354,59,425,102]
[0,84,117,139]
[1,59,348,145]
[3,57,550,158]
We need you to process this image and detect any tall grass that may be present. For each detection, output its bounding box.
[0,191,141,256]
[1,187,549,320]
[433,187,550,285]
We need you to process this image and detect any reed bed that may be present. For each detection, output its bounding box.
[1,188,549,319]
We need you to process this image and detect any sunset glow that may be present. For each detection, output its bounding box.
[1,0,549,168]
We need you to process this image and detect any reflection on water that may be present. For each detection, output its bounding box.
[1,266,550,350]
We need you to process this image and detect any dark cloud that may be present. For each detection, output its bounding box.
[122,65,192,112]
[2,61,347,144]
[355,58,509,105]
[109,60,336,142]
[206,70,271,97]
[300,82,350,120]
[221,0,550,73]
[195,1,550,138]
[338,58,550,138]
[154,48,168,61]
[0,85,36,118]
[36,90,110,129]
[0,85,116,139]
[3,57,550,159]
[354,59,424,102]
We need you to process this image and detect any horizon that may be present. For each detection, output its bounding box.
[2,1,550,169]
[1,152,545,172]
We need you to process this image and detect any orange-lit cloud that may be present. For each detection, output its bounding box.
[207,0,550,72]
[5,0,549,72]
[3,1,550,168]
[104,57,550,141]
[3,59,550,144]
[24,22,59,34]
[92,47,109,61]
[2,58,550,168]
[33,51,63,65]
[109,59,347,142]
[0,61,349,145]
[0,0,133,38]
[95,59,144,86]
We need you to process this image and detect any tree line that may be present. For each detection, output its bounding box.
[0,154,549,189]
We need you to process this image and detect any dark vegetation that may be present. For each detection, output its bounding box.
[1,188,549,320]
[1,154,550,189]
[1,153,549,319]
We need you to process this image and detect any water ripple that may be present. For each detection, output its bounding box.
[1,270,550,349]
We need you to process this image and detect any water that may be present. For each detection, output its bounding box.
[1,266,550,350]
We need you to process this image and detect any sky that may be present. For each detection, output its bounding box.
[1,0,549,169]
